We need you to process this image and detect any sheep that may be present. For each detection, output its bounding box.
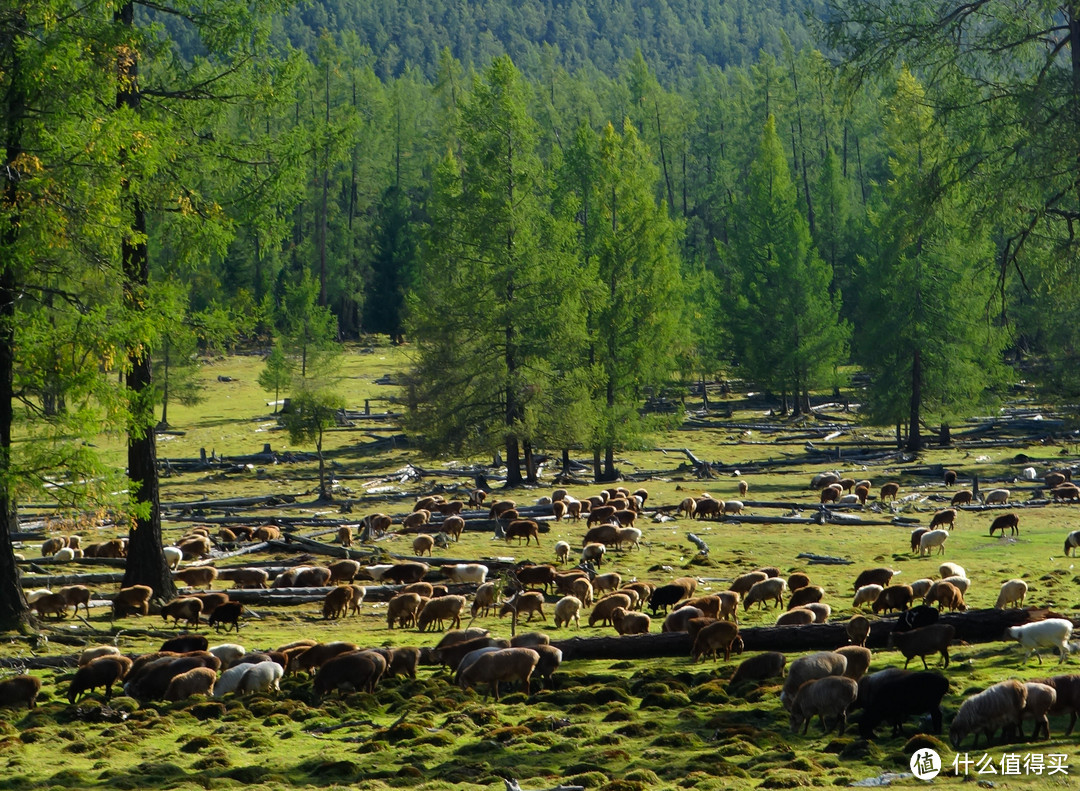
[417,595,467,632]
[590,593,634,627]
[126,655,220,700]
[856,669,949,739]
[984,488,1010,505]
[614,588,641,610]
[908,578,933,599]
[592,572,622,596]
[716,591,740,623]
[161,635,209,654]
[207,644,245,670]
[373,646,421,680]
[788,675,860,735]
[888,623,956,669]
[401,510,430,532]
[662,606,705,633]
[441,563,488,585]
[924,580,966,612]
[498,592,545,624]
[32,592,68,619]
[237,660,284,695]
[852,567,895,590]
[68,655,133,702]
[163,546,183,570]
[1005,619,1074,664]
[24,589,53,604]
[412,534,435,557]
[989,512,1020,537]
[854,485,869,505]
[879,482,900,502]
[436,636,510,672]
[112,579,155,618]
[820,484,843,504]
[571,577,594,606]
[291,641,360,676]
[949,679,1027,749]
[58,585,92,617]
[531,644,563,689]
[554,541,570,564]
[787,572,811,592]
[776,608,815,626]
[468,489,487,508]
[737,480,748,497]
[177,535,212,559]
[458,647,540,701]
[938,562,965,579]
[470,582,498,618]
[0,675,41,709]
[327,559,362,584]
[615,526,642,551]
[213,663,257,697]
[895,604,940,633]
[678,595,721,618]
[853,584,883,610]
[1065,530,1080,556]
[206,601,244,632]
[78,645,121,666]
[909,528,928,554]
[781,652,849,711]
[623,581,657,609]
[322,586,352,620]
[694,497,723,519]
[503,520,540,546]
[722,500,745,516]
[950,490,973,506]
[730,570,768,595]
[1021,681,1057,740]
[994,579,1028,610]
[586,505,616,527]
[928,508,957,530]
[313,650,384,697]
[674,576,699,596]
[835,645,871,680]
[918,529,949,556]
[173,566,218,588]
[160,597,203,627]
[648,584,690,615]
[386,593,424,629]
[580,542,605,566]
[218,568,267,589]
[514,564,556,593]
[611,606,650,635]
[810,472,841,489]
[1035,674,1080,736]
[943,469,958,486]
[41,536,65,556]
[691,620,743,662]
[164,666,217,701]
[804,602,831,623]
[488,499,516,518]
[678,497,697,518]
[380,561,430,584]
[553,596,582,629]
[743,577,787,610]
[730,652,786,685]
[846,615,871,647]
[787,585,824,610]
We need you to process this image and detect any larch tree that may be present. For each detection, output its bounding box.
[405,56,582,486]
[722,115,849,414]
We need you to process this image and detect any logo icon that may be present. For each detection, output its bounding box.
[910,748,941,780]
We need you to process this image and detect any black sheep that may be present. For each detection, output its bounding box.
[160,634,209,653]
[856,669,949,739]
[208,601,244,632]
[648,583,688,615]
[894,604,939,633]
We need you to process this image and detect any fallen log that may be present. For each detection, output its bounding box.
[20,572,126,587]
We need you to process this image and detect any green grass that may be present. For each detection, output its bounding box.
[8,341,1080,790]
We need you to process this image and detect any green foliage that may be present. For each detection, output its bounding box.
[281,387,345,500]
[258,340,294,413]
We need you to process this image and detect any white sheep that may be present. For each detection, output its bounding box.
[781,651,848,711]
[852,584,883,610]
[554,541,570,564]
[908,578,933,599]
[743,577,787,610]
[24,588,53,604]
[995,579,1028,609]
[553,596,581,629]
[1006,619,1074,665]
[581,543,605,565]
[208,643,246,670]
[950,679,1027,749]
[442,563,489,585]
[804,602,831,623]
[1064,530,1080,557]
[213,663,256,697]
[788,675,860,735]
[939,575,970,594]
[615,526,642,551]
[939,562,966,579]
[984,488,1010,505]
[919,529,949,556]
[52,547,75,562]
[163,547,183,570]
[837,493,860,505]
[722,500,744,515]
[237,661,284,694]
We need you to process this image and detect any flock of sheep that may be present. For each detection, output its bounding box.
[9,466,1080,753]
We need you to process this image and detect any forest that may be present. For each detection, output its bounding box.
[2,0,1080,621]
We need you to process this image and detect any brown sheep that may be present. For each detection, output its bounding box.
[662,606,705,633]
[386,593,424,629]
[326,559,361,585]
[776,608,815,626]
[944,469,958,486]
[219,567,268,589]
[678,497,697,518]
[468,489,487,507]
[442,515,466,541]
[190,591,229,619]
[487,500,516,518]
[730,571,768,595]
[0,675,41,709]
[586,505,616,527]
[1046,472,1067,489]
[291,641,360,676]
[592,572,622,596]
[853,567,895,591]
[738,480,748,496]
[41,537,65,556]
[361,513,392,535]
[78,646,121,666]
[612,509,636,527]
[417,595,467,631]
[847,615,871,647]
[787,572,811,592]
[581,523,620,547]
[173,566,218,588]
[679,595,721,618]
[59,585,92,617]
[401,510,430,531]
[835,645,872,680]
[252,525,281,542]
[570,577,593,606]
[322,586,352,620]
[820,484,843,504]
[435,500,464,516]
[879,482,900,502]
[336,525,352,546]
[929,508,957,530]
[68,655,132,702]
[872,584,914,614]
[854,484,869,505]
[471,582,498,618]
[611,606,650,635]
[951,490,973,506]
[730,652,786,684]
[313,650,386,697]
[989,513,1020,537]
[414,496,441,512]
[694,498,723,519]
[552,501,567,521]
[412,534,435,557]
[692,620,743,662]
[1052,483,1080,502]
[788,585,824,610]
[554,570,588,595]
[515,564,557,593]
[504,520,540,546]
[164,666,217,701]
[207,601,244,632]
[498,592,546,623]
[177,535,212,559]
[924,580,966,612]
[160,597,203,627]
[380,562,430,585]
[32,592,68,620]
[458,647,539,701]
[589,593,633,627]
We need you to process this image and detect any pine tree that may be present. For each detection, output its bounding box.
[258,340,294,414]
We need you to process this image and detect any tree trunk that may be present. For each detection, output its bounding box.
[700,373,709,412]
[592,448,602,482]
[561,448,571,475]
[523,440,536,485]
[316,431,330,501]
[906,348,923,452]
[939,423,951,447]
[117,0,176,601]
[504,436,523,487]
[603,446,617,481]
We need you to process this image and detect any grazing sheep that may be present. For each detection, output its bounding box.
[1006,619,1074,664]
[611,606,651,635]
[381,562,430,585]
[730,652,786,684]
[1036,674,1080,736]
[853,584,883,610]
[787,572,811,592]
[590,593,634,627]
[856,669,949,739]
[776,608,815,626]
[984,488,1010,505]
[322,586,352,620]
[691,620,743,662]
[31,591,68,619]
[164,667,217,701]
[678,595,721,619]
[498,592,546,623]
[177,535,212,559]
[58,585,91,617]
[895,604,940,633]
[789,675,860,735]
[437,637,511,672]
[810,472,841,490]
[743,577,787,610]
[78,645,121,666]
[412,534,435,557]
[417,595,468,631]
[375,646,421,680]
[458,647,540,701]
[722,500,745,516]
[570,577,594,607]
[503,520,540,547]
[918,529,949,556]
[715,591,740,623]
[647,584,689,615]
[208,644,246,669]
[888,623,956,669]
[929,508,957,530]
[207,601,244,632]
[401,510,431,532]
[554,541,570,564]
[781,652,849,711]
[160,635,209,654]
[803,602,831,623]
[126,655,220,700]
[950,490,973,506]
[738,480,748,496]
[41,537,65,556]
[613,588,641,610]
[470,582,498,618]
[846,615,871,647]
[615,526,642,551]
[554,596,582,629]
[1065,530,1080,556]
[835,645,871,680]
[662,606,705,633]
[989,513,1020,537]
[787,585,824,610]
[995,579,1028,609]
[0,675,41,709]
[68,656,133,702]
[820,484,843,504]
[213,663,257,698]
[872,584,913,614]
[327,559,362,584]
[441,563,488,585]
[879,482,900,502]
[909,528,928,554]
[163,546,183,570]
[1021,682,1057,739]
[218,567,267,589]
[592,572,622,596]
[1052,483,1080,501]
[694,497,722,519]
[160,597,203,628]
[313,651,383,697]
[291,642,360,676]
[531,644,563,689]
[111,585,153,618]
[924,580,966,612]
[854,485,869,505]
[938,562,965,579]
[730,570,768,595]
[678,497,697,518]
[950,679,1027,749]
[173,566,218,588]
[580,542,605,566]
[674,576,699,596]
[852,568,895,591]
[387,593,424,629]
[908,578,933,599]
